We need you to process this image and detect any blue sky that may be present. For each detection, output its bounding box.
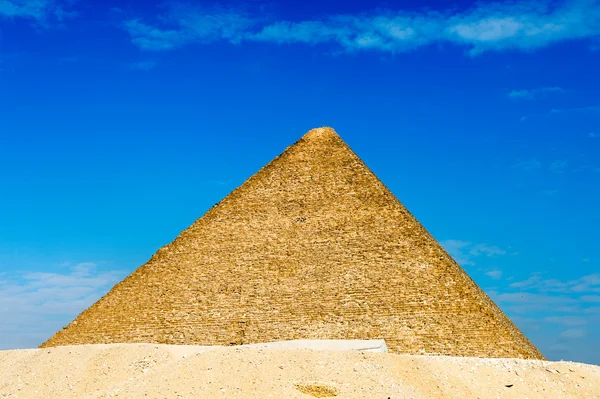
[0,0,599,364]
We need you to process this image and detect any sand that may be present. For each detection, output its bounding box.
[1,344,598,398]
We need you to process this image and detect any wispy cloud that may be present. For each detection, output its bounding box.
[125,19,190,51]
[489,269,600,364]
[508,86,564,100]
[0,262,126,349]
[440,240,475,265]
[511,273,600,293]
[0,0,77,26]
[124,4,258,51]
[123,0,600,55]
[470,244,507,257]
[520,104,600,122]
[550,104,600,114]
[485,269,503,279]
[440,240,506,266]
[590,132,598,138]
[560,328,586,338]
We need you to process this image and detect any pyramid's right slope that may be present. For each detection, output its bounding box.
[42,127,543,359]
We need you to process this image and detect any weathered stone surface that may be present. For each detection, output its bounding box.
[239,339,388,352]
[41,127,543,359]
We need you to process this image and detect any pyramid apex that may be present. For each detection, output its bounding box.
[40,125,544,360]
[302,126,340,141]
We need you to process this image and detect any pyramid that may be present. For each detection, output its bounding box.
[41,127,543,359]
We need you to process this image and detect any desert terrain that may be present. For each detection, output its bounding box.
[1,343,598,398]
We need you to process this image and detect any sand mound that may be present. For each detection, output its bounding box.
[1,344,598,398]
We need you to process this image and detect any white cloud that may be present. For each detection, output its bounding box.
[0,262,126,349]
[440,240,474,265]
[469,244,506,257]
[0,0,77,25]
[550,104,600,114]
[123,0,600,55]
[441,240,507,267]
[520,104,600,123]
[125,19,190,51]
[590,132,598,138]
[124,4,258,51]
[491,270,600,365]
[485,269,503,279]
[508,86,564,100]
[511,273,600,293]
[560,328,587,338]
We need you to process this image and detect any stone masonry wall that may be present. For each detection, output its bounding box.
[41,128,544,359]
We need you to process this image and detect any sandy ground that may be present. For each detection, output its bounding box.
[1,344,599,398]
